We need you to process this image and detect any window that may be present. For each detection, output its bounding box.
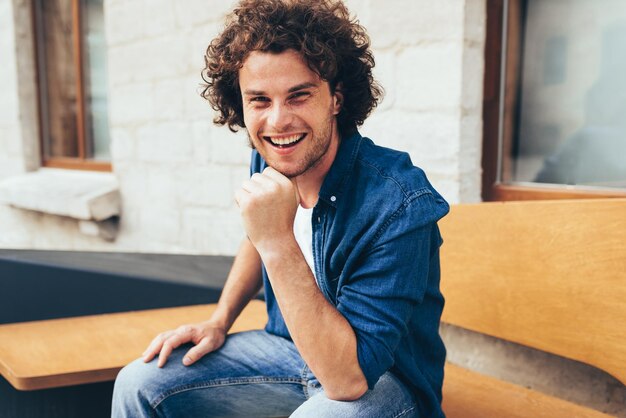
[33,0,111,171]
[482,0,626,200]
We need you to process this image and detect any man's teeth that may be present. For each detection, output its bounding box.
[267,134,303,145]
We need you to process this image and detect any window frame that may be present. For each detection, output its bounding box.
[481,0,626,201]
[32,0,111,172]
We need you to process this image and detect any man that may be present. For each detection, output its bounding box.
[112,1,449,417]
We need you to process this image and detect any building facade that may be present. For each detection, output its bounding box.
[0,0,485,253]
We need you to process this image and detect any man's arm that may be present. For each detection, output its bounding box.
[235,167,368,401]
[142,238,263,367]
[262,240,369,401]
[208,238,264,332]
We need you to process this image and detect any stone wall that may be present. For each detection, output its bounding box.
[104,0,248,254]
[0,0,486,253]
[353,0,485,204]
[0,0,39,181]
[0,0,20,180]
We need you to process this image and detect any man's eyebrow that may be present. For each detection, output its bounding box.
[242,82,318,96]
[287,82,318,93]
[242,89,266,96]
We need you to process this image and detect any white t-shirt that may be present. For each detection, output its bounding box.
[293,205,316,279]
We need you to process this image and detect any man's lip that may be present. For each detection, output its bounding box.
[262,133,307,148]
[262,133,306,138]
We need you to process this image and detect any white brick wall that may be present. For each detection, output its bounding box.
[0,0,487,254]
[0,0,23,180]
[353,0,486,203]
[0,0,40,180]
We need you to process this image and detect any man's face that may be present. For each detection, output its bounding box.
[239,49,342,178]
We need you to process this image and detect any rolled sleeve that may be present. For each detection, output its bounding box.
[336,201,439,389]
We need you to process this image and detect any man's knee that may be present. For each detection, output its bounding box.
[112,358,167,416]
[291,373,419,418]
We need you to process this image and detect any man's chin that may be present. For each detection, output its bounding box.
[267,163,303,179]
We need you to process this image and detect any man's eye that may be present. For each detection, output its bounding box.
[289,92,309,101]
[249,97,270,108]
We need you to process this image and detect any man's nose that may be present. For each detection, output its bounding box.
[267,102,293,131]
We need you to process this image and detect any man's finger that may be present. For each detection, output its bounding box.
[262,167,299,205]
[262,167,296,196]
[247,173,278,191]
[250,172,266,184]
[143,332,171,363]
[182,337,215,366]
[241,179,260,193]
[262,166,289,185]
[157,334,187,368]
[234,188,247,207]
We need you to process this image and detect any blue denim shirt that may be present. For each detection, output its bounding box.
[250,131,449,418]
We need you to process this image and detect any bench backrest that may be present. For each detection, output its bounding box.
[438,198,626,386]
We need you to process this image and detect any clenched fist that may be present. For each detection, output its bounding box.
[234,167,300,255]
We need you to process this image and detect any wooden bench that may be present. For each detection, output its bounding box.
[0,301,268,391]
[439,198,626,417]
[0,198,624,416]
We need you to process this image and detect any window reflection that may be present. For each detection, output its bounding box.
[508,1,626,190]
[82,0,111,161]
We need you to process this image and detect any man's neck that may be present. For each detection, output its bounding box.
[294,134,340,209]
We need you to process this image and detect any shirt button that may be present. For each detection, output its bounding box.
[330,196,337,202]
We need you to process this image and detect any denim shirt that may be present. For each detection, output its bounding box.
[250,131,449,418]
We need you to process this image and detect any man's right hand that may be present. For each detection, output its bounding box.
[142,321,227,368]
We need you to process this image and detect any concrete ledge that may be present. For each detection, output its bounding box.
[0,169,120,221]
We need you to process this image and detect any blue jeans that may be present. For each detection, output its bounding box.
[112,330,419,417]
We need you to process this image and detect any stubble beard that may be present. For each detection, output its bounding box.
[247,111,337,179]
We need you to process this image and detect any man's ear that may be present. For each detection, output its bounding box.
[332,83,344,115]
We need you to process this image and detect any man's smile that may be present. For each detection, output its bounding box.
[262,133,307,149]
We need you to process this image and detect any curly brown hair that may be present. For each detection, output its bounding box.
[200,0,383,138]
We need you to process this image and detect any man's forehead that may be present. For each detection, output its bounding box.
[239,49,325,92]
[242,48,304,65]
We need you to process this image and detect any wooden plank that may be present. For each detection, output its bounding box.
[43,158,112,172]
[480,0,504,200]
[442,363,613,418]
[72,0,86,160]
[0,300,268,390]
[439,199,626,386]
[491,184,626,201]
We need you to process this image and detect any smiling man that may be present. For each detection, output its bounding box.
[112,1,449,417]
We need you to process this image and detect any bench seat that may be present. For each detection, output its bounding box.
[442,363,612,418]
[0,300,613,417]
[0,301,267,391]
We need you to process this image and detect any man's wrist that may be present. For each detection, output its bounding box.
[206,307,237,333]
[252,232,298,263]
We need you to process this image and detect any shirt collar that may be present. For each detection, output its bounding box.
[318,131,363,208]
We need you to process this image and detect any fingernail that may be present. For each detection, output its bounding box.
[183,357,191,366]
